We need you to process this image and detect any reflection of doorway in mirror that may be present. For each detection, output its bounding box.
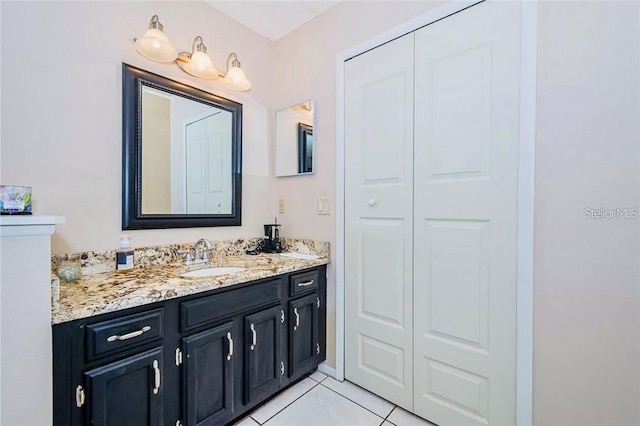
[275,100,314,176]
[297,123,313,173]
[185,111,233,214]
[141,91,172,214]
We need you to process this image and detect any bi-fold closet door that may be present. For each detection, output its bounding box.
[345,2,521,425]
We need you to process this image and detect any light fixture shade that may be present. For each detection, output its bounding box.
[222,66,252,91]
[135,27,177,63]
[182,51,219,79]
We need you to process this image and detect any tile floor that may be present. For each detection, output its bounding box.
[234,371,436,426]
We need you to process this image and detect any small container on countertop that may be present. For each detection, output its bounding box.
[116,235,134,271]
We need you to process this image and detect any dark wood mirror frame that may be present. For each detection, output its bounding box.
[122,63,242,229]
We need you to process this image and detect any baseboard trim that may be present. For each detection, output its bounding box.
[317,363,336,379]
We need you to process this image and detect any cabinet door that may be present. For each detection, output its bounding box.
[182,322,235,426]
[244,305,284,405]
[289,294,319,381]
[84,347,163,426]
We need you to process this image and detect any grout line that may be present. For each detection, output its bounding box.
[382,406,398,425]
[311,375,327,384]
[258,380,320,425]
[319,381,391,422]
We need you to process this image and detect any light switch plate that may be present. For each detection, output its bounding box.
[278,199,286,214]
[317,196,331,215]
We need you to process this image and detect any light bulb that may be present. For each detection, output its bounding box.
[134,19,177,63]
[222,66,252,91]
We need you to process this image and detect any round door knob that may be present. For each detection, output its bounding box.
[367,198,377,206]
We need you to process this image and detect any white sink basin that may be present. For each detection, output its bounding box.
[180,267,247,278]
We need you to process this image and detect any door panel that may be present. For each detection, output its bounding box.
[182,322,234,426]
[345,32,415,410]
[414,2,521,425]
[186,112,232,214]
[360,218,406,326]
[244,306,283,405]
[84,347,163,426]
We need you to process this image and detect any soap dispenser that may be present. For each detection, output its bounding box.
[116,235,135,271]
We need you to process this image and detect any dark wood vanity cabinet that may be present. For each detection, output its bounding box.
[53,265,326,426]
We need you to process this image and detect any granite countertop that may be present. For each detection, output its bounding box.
[52,253,329,325]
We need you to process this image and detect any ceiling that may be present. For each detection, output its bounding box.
[205,1,341,41]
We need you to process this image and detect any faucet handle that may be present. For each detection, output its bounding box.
[178,249,195,265]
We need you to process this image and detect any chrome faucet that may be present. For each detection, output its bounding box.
[194,238,213,262]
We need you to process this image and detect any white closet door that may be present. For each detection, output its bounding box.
[413,2,521,425]
[344,33,415,409]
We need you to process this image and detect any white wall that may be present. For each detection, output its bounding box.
[534,2,640,424]
[1,1,275,254]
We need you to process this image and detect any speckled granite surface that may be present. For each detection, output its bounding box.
[51,238,328,276]
[51,238,330,325]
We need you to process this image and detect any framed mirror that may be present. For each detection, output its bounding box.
[122,63,242,229]
[275,100,315,176]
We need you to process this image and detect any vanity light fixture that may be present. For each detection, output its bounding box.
[133,15,252,91]
[134,15,178,63]
[221,53,252,92]
[176,36,219,80]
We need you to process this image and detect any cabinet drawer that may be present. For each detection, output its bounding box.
[289,270,318,297]
[85,308,164,361]
[180,279,282,332]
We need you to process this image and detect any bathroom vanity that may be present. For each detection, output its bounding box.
[52,253,327,426]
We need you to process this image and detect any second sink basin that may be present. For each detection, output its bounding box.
[180,267,247,278]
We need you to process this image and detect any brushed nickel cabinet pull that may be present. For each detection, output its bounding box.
[107,325,151,342]
[227,331,233,360]
[75,385,85,408]
[152,360,161,394]
[250,324,257,350]
[294,308,300,331]
[297,280,314,287]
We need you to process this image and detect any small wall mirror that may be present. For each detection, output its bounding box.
[275,100,315,176]
[122,63,242,229]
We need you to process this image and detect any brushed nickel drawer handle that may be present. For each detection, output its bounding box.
[107,325,151,342]
[297,280,314,287]
[294,308,300,331]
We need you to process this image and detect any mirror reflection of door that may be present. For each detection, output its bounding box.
[140,86,233,215]
[185,112,232,214]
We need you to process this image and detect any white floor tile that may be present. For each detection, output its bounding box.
[382,422,394,426]
[232,415,259,426]
[250,378,317,424]
[387,407,436,426]
[264,384,384,426]
[309,370,327,383]
[321,377,394,418]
